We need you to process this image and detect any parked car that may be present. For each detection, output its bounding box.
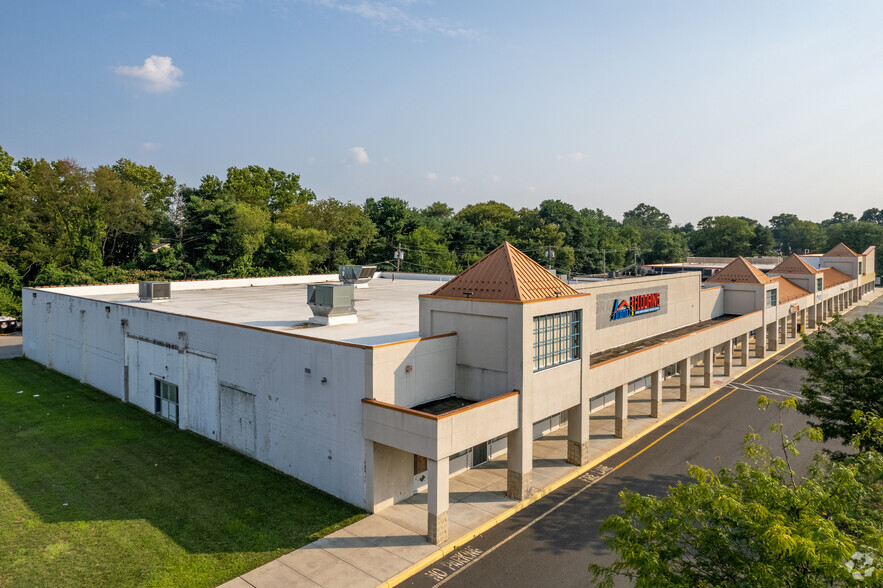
[0,316,18,334]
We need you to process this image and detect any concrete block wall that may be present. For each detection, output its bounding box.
[24,288,371,509]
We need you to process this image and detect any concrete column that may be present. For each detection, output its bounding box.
[427,456,449,545]
[723,339,733,377]
[739,333,749,366]
[778,317,787,345]
[798,309,806,334]
[678,358,690,401]
[767,322,778,352]
[614,385,627,438]
[788,313,796,338]
[755,329,766,358]
[808,305,816,329]
[703,348,713,388]
[566,402,590,466]
[650,369,662,418]
[507,424,532,501]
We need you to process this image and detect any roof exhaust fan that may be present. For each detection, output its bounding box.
[307,284,357,325]
[139,281,171,302]
[338,265,377,287]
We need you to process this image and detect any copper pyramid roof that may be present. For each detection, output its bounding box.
[705,257,771,285]
[824,243,859,257]
[770,254,819,275]
[820,267,852,288]
[770,276,811,304]
[427,242,581,302]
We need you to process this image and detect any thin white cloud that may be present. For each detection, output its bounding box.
[349,146,370,164]
[425,172,438,181]
[141,141,159,151]
[114,55,183,93]
[450,176,461,185]
[528,186,537,193]
[490,174,501,183]
[556,152,587,162]
[306,156,317,165]
[315,1,475,37]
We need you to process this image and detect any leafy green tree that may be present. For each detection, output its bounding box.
[0,260,22,316]
[420,201,454,220]
[648,231,688,263]
[111,158,177,216]
[860,208,883,225]
[689,216,754,257]
[591,399,883,587]
[401,226,459,274]
[822,211,858,228]
[364,196,418,261]
[181,176,238,274]
[455,200,518,231]
[270,198,377,271]
[789,314,883,452]
[623,203,672,232]
[750,224,775,256]
[91,165,151,264]
[222,165,315,216]
[769,214,826,255]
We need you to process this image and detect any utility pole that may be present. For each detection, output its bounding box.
[602,249,606,275]
[546,245,555,269]
[395,243,402,272]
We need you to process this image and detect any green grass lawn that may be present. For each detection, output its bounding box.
[0,358,366,587]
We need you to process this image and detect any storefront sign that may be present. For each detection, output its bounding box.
[610,292,661,321]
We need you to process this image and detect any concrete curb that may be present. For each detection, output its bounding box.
[378,325,818,587]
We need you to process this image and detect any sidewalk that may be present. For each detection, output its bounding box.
[222,289,883,588]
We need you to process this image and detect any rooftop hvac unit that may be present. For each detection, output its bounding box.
[339,265,377,287]
[139,281,171,302]
[307,284,357,325]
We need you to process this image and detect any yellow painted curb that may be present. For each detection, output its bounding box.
[378,330,813,587]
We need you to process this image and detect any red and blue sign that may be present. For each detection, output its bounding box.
[610,292,661,321]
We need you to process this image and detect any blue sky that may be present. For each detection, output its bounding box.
[3,1,883,224]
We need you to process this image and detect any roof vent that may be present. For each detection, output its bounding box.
[307,284,357,325]
[139,281,171,302]
[339,265,377,287]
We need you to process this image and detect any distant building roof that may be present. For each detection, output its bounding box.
[426,242,581,302]
[824,243,859,257]
[770,276,811,304]
[820,267,853,289]
[705,257,771,285]
[770,254,819,275]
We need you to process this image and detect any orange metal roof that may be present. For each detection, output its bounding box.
[771,276,811,304]
[770,254,819,275]
[862,245,876,255]
[705,257,771,285]
[427,242,581,302]
[825,243,859,257]
[820,267,853,289]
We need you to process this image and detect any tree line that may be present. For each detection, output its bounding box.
[1,144,882,316]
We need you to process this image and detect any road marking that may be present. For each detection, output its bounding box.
[421,345,803,586]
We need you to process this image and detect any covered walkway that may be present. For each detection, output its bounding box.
[223,333,785,588]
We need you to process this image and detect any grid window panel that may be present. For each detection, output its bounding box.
[533,310,581,371]
[154,379,179,424]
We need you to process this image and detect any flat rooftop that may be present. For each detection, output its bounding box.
[65,277,448,347]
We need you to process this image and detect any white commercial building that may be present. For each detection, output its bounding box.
[23,242,876,543]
